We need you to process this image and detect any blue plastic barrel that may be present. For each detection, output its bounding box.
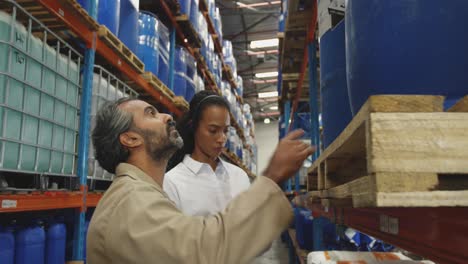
[190,0,199,32]
[346,0,468,113]
[186,79,195,102]
[320,21,352,147]
[179,0,191,16]
[173,73,187,97]
[137,12,160,76]
[294,208,314,251]
[278,13,285,32]
[175,46,187,73]
[45,223,66,264]
[15,225,45,264]
[119,0,139,53]
[186,54,196,82]
[0,226,14,264]
[77,0,120,35]
[158,51,169,86]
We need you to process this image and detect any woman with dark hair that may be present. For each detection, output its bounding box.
[164,90,251,216]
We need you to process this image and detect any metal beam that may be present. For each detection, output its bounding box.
[224,29,278,39]
[227,14,275,40]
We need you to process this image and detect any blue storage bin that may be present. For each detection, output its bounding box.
[119,0,139,53]
[137,11,160,76]
[320,21,353,147]
[45,223,66,264]
[346,0,468,113]
[15,224,45,264]
[0,226,14,264]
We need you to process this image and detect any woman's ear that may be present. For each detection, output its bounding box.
[119,131,143,148]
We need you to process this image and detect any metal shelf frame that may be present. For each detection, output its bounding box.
[279,1,468,263]
[0,0,256,219]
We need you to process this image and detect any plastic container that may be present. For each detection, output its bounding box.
[173,72,187,97]
[78,0,120,35]
[346,0,468,113]
[158,51,169,86]
[294,208,314,251]
[158,19,170,55]
[179,0,191,16]
[137,12,160,76]
[88,67,138,180]
[45,223,66,264]
[186,79,196,102]
[119,0,139,53]
[157,20,170,86]
[320,21,352,147]
[0,11,79,175]
[0,226,14,264]
[15,224,46,264]
[175,46,187,73]
[186,53,196,81]
[190,0,199,32]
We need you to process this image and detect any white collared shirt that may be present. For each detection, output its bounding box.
[163,155,251,216]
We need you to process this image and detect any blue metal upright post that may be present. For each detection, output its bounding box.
[293,112,300,194]
[308,41,320,160]
[73,0,96,260]
[168,27,176,90]
[284,101,292,193]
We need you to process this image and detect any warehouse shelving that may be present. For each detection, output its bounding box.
[146,0,255,158]
[0,192,101,213]
[0,0,256,261]
[278,1,468,264]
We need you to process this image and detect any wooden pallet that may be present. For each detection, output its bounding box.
[173,96,189,111]
[307,95,468,207]
[141,72,175,98]
[175,15,201,48]
[61,0,100,30]
[97,26,145,73]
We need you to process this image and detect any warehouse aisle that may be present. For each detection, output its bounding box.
[253,239,290,264]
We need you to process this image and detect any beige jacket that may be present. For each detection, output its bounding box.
[87,163,293,264]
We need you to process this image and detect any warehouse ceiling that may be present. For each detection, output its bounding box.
[217,0,281,121]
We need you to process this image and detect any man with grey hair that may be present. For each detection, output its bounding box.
[87,98,315,264]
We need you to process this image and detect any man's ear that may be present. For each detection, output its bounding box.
[120,131,143,148]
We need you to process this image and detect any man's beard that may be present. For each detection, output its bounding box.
[139,122,183,162]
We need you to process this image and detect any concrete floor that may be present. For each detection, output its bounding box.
[252,238,290,264]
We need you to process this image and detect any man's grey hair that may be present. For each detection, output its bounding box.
[92,97,136,174]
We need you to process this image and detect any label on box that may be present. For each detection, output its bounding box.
[2,200,17,209]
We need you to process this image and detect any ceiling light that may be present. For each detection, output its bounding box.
[250,38,279,49]
[253,79,278,84]
[246,49,279,56]
[270,106,278,110]
[255,71,278,78]
[258,91,278,98]
[264,118,271,124]
[236,1,281,8]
